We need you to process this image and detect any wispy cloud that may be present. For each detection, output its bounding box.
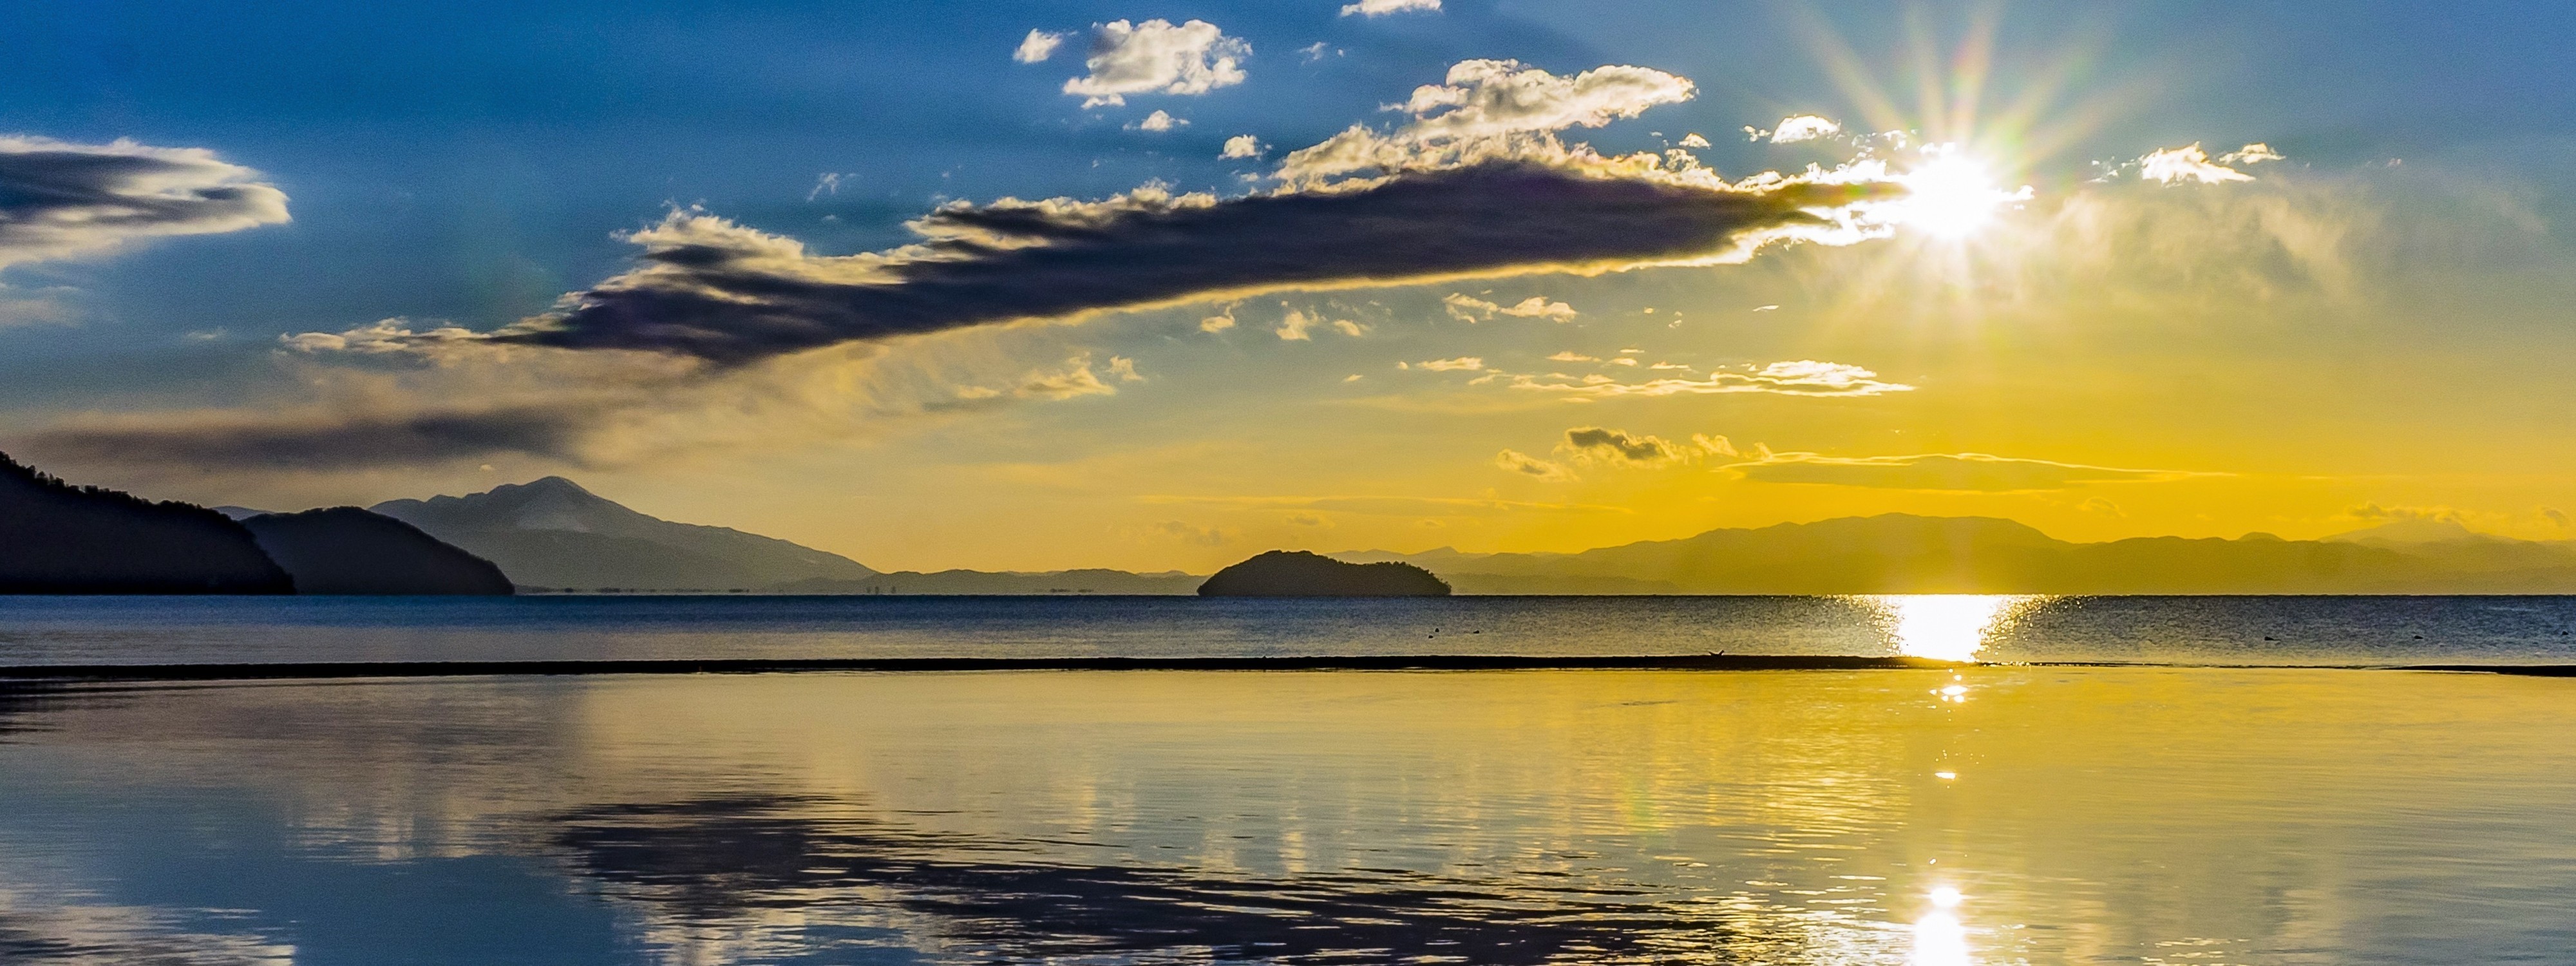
[1495,448,1575,482]
[1502,360,1914,399]
[1341,0,1441,17]
[1141,493,1625,515]
[1060,19,1249,108]
[2128,142,2283,185]
[0,136,289,269]
[1726,452,2198,491]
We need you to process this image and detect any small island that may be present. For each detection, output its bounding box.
[1197,551,1451,597]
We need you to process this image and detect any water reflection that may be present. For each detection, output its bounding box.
[1867,595,2045,661]
[2,669,2574,963]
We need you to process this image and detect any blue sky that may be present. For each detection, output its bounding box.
[6,1,2576,569]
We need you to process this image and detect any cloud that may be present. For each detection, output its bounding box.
[1150,520,1232,545]
[1412,356,1483,372]
[806,172,853,200]
[1296,43,1335,63]
[1765,115,1842,144]
[1341,0,1441,15]
[1285,512,1330,526]
[1396,59,1692,144]
[1493,448,1575,482]
[949,352,1126,404]
[1331,318,1368,337]
[1061,19,1249,108]
[460,156,1894,365]
[1142,493,1625,516]
[1219,135,1264,160]
[19,404,596,471]
[1012,30,1065,64]
[2220,143,2285,165]
[1276,307,1321,340]
[1126,109,1187,132]
[2134,142,2270,185]
[1562,426,1678,464]
[0,136,290,270]
[2346,502,2463,522]
[1199,303,1237,332]
[1442,292,1577,322]
[1728,453,2193,491]
[1502,360,1914,399]
[1546,350,1597,362]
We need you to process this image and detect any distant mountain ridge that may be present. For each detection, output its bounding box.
[373,477,876,591]
[1338,514,2576,594]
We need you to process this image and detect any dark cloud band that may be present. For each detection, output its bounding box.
[20,406,588,472]
[493,163,1893,365]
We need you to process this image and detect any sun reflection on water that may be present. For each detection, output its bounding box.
[1911,886,1971,965]
[1867,595,2045,662]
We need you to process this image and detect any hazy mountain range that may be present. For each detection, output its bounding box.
[1340,515,2576,594]
[17,450,2576,595]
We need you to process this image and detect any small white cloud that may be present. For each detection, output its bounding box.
[1442,292,1577,322]
[1296,42,1336,63]
[1546,351,1598,363]
[1331,318,1368,337]
[1013,29,1065,64]
[1341,0,1441,16]
[1220,134,1264,159]
[2220,142,2286,165]
[1750,304,1779,312]
[1678,133,1711,148]
[1108,355,1144,382]
[1342,374,1364,383]
[1126,109,1188,132]
[1200,305,1238,332]
[2137,142,2259,184]
[1061,19,1250,108]
[1277,306,1321,340]
[1768,115,1842,143]
[1414,356,1483,372]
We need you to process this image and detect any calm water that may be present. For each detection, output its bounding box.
[5,594,2576,666]
[3,596,2574,963]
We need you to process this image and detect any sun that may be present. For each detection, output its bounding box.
[1882,147,2030,240]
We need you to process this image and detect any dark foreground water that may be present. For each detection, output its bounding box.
[3,596,2573,964]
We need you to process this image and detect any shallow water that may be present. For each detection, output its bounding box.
[3,667,2573,964]
[5,594,2576,666]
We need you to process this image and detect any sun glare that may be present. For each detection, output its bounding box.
[1883,148,2029,240]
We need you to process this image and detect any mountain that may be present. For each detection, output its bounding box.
[372,477,875,591]
[0,451,294,594]
[775,569,1203,595]
[1341,514,2576,594]
[1199,551,1451,596]
[239,507,515,595]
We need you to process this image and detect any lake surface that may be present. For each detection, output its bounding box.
[5,594,2576,666]
[3,596,2573,963]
